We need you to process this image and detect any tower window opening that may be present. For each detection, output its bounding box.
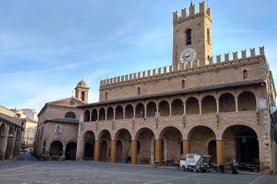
[81,91,85,101]
[207,28,211,44]
[185,29,192,45]
[105,92,108,100]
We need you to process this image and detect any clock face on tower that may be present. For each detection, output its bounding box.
[180,48,196,63]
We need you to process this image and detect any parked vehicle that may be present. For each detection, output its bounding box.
[179,154,211,172]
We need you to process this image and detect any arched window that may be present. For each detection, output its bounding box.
[64,112,76,119]
[81,91,85,101]
[137,87,141,96]
[181,79,185,89]
[243,69,248,80]
[84,110,90,122]
[185,28,192,45]
[105,92,108,100]
[55,124,62,134]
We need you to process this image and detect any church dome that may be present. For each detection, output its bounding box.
[76,79,88,88]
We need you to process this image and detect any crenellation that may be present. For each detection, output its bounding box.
[260,46,265,55]
[173,1,211,24]
[100,47,266,86]
[241,50,247,59]
[225,53,230,62]
[233,52,238,60]
[206,8,212,17]
[181,8,187,19]
[163,66,167,74]
[189,3,196,16]
[250,48,256,57]
[216,55,221,63]
[199,1,206,14]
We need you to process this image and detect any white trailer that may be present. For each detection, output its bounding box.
[179,154,211,172]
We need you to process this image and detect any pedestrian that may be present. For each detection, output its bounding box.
[231,157,239,174]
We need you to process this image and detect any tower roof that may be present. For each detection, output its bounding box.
[76,79,89,88]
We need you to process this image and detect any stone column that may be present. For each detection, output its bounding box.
[183,139,190,155]
[131,140,137,164]
[154,139,162,166]
[76,116,84,160]
[216,139,224,165]
[111,140,116,163]
[94,140,100,162]
[0,124,8,160]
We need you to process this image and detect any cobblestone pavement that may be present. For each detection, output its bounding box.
[0,154,276,184]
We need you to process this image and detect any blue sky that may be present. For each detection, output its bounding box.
[0,0,277,113]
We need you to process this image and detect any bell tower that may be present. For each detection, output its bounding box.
[75,79,89,104]
[172,1,212,67]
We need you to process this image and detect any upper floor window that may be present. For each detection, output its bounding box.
[181,79,185,89]
[185,29,192,45]
[243,69,248,80]
[137,87,141,96]
[55,124,62,134]
[64,112,76,119]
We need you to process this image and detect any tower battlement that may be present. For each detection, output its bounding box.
[173,1,211,24]
[100,47,265,87]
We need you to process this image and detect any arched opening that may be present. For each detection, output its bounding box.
[219,93,236,112]
[64,112,76,119]
[83,131,95,160]
[125,104,134,119]
[159,100,169,116]
[115,105,123,120]
[136,128,155,164]
[188,126,216,160]
[135,103,144,118]
[99,130,111,161]
[202,95,216,113]
[49,140,63,159]
[65,142,77,160]
[171,99,183,116]
[146,102,156,117]
[238,92,256,111]
[223,125,259,166]
[115,129,131,163]
[107,107,113,120]
[91,109,98,121]
[99,108,105,121]
[186,97,199,114]
[159,127,183,165]
[84,110,90,122]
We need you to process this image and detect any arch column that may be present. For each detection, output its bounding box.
[216,139,224,165]
[183,139,190,155]
[235,98,239,112]
[154,139,162,166]
[94,140,100,162]
[0,124,8,160]
[111,140,116,163]
[199,101,202,115]
[131,140,137,164]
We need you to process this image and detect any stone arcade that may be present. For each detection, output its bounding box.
[34,2,277,173]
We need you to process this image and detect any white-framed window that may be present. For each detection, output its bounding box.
[55,124,62,134]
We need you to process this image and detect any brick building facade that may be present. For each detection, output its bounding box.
[34,2,277,173]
